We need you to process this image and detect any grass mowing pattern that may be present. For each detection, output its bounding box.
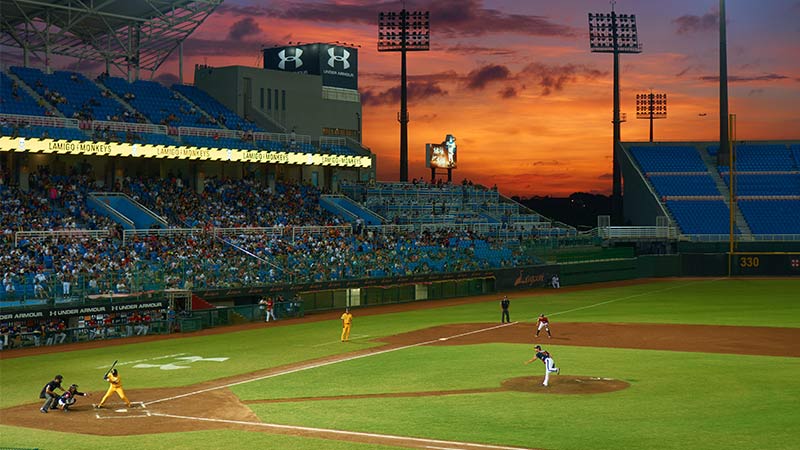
[1,279,798,449]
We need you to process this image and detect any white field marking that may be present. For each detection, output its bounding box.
[149,412,535,450]
[94,353,187,369]
[145,321,517,406]
[426,446,465,450]
[94,413,150,419]
[311,334,371,347]
[543,279,723,320]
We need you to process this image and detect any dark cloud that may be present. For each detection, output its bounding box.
[699,73,789,83]
[220,0,576,38]
[154,72,181,87]
[598,173,613,180]
[522,62,606,95]
[444,43,517,56]
[498,86,517,99]
[675,66,693,77]
[361,80,448,106]
[673,11,718,35]
[465,64,511,90]
[228,17,263,42]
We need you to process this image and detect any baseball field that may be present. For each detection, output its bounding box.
[1,278,798,450]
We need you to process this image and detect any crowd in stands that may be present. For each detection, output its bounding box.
[120,175,338,228]
[1,171,535,304]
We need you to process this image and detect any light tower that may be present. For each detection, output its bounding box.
[636,92,667,142]
[589,3,642,224]
[378,9,430,182]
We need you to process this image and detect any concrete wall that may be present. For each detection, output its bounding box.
[193,65,361,141]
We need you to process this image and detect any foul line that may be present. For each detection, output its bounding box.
[145,321,516,406]
[150,412,534,450]
[145,280,719,407]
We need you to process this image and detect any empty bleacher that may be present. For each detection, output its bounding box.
[628,142,800,237]
[0,71,48,116]
[172,84,260,131]
[10,67,132,123]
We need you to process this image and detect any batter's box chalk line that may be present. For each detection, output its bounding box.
[94,402,149,419]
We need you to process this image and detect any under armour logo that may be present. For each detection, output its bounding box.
[327,47,350,70]
[278,48,303,70]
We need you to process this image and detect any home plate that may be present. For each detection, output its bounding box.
[115,408,128,412]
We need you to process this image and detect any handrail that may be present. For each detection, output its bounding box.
[14,229,110,247]
[0,113,79,128]
[91,120,167,135]
[91,192,168,229]
[86,194,135,230]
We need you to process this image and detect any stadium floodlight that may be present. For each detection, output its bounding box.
[636,92,667,142]
[378,9,430,182]
[589,4,642,225]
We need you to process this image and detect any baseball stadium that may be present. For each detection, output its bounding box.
[0,1,798,450]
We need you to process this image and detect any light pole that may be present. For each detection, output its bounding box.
[589,4,642,224]
[378,9,430,182]
[636,92,667,142]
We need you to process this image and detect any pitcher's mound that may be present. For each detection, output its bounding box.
[502,376,629,394]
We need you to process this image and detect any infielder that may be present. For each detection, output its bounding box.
[535,313,552,338]
[340,308,353,342]
[57,384,89,411]
[96,368,132,409]
[525,345,559,386]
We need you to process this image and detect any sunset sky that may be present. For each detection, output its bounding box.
[7,1,800,197]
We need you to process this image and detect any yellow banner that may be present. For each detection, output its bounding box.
[0,137,371,168]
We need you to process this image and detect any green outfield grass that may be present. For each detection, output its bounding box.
[1,278,798,449]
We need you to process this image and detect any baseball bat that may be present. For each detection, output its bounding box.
[103,359,118,379]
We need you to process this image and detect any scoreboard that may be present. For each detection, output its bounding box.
[731,253,800,276]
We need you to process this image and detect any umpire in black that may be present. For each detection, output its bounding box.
[500,296,511,323]
[40,374,65,413]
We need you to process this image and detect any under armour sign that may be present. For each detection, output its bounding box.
[278,48,303,70]
[327,47,350,70]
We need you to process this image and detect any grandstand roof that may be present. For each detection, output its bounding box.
[0,0,221,74]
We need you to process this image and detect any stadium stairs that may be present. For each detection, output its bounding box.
[88,192,168,229]
[698,145,753,237]
[321,195,385,225]
[171,89,223,129]
[88,76,146,123]
[2,71,62,117]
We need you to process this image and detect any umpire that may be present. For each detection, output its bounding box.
[39,374,65,413]
[501,296,511,323]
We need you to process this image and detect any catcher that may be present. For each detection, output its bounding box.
[95,368,132,409]
[57,384,89,411]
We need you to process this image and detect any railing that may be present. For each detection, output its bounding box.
[124,227,203,243]
[91,119,167,135]
[87,193,135,230]
[0,113,79,128]
[682,233,800,242]
[320,136,347,147]
[598,226,679,240]
[14,229,110,247]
